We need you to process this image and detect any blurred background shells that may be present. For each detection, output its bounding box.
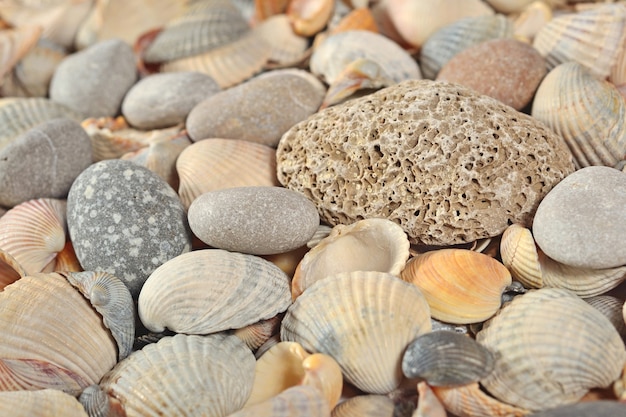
[0,24,42,84]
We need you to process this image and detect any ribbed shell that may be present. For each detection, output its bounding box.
[585,295,626,341]
[431,383,530,417]
[138,249,292,334]
[176,138,279,210]
[330,395,398,417]
[0,389,89,417]
[234,315,282,351]
[419,14,514,80]
[232,385,330,417]
[477,288,626,411]
[0,273,117,395]
[528,401,626,417]
[100,333,256,417]
[281,271,432,394]
[0,249,26,290]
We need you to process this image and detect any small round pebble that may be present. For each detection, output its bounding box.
[532,166,626,269]
[186,69,325,146]
[49,39,137,118]
[67,159,192,297]
[436,38,546,110]
[0,118,92,207]
[188,186,320,255]
[122,72,221,130]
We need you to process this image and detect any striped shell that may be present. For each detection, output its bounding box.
[432,382,530,417]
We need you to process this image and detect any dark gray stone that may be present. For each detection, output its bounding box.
[0,118,93,207]
[49,39,137,118]
[122,72,221,130]
[533,166,626,269]
[188,186,319,255]
[67,159,192,297]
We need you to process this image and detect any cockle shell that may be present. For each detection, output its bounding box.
[234,314,283,351]
[138,249,292,334]
[0,389,89,417]
[291,218,410,299]
[477,288,626,411]
[281,271,432,394]
[0,249,25,290]
[287,0,334,37]
[233,385,331,417]
[585,295,626,342]
[431,382,530,417]
[0,25,42,82]
[401,249,512,324]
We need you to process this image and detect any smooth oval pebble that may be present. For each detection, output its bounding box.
[188,186,319,255]
[533,166,626,269]
[186,69,325,147]
[121,71,221,130]
[67,159,192,297]
[0,118,93,208]
[49,39,137,118]
[436,38,547,110]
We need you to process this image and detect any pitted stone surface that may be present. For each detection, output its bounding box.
[532,166,626,269]
[67,159,192,296]
[277,79,576,246]
[188,186,319,255]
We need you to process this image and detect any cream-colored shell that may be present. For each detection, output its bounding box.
[255,14,309,67]
[0,249,26,290]
[331,395,397,417]
[138,249,292,334]
[513,1,553,43]
[281,271,432,394]
[484,0,563,14]
[432,382,530,417]
[0,389,89,417]
[232,385,330,417]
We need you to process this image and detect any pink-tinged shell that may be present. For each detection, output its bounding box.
[0,25,42,81]
[287,0,334,37]
[0,249,26,290]
[0,389,89,417]
[234,314,283,351]
[432,383,530,417]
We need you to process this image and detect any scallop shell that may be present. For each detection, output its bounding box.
[476,288,626,411]
[138,249,292,334]
[176,138,279,210]
[255,14,309,67]
[234,314,283,351]
[287,0,334,37]
[0,273,117,395]
[281,271,433,394]
[401,249,512,324]
[419,14,514,80]
[0,249,26,290]
[0,389,89,417]
[0,25,42,81]
[585,295,626,341]
[99,333,256,417]
[291,218,410,299]
[431,382,530,417]
[234,385,331,417]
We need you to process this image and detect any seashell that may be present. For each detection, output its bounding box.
[0,389,89,417]
[330,6,379,35]
[431,382,530,417]
[306,224,333,248]
[402,331,495,386]
[0,25,42,82]
[0,198,67,275]
[287,0,335,37]
[419,14,515,80]
[98,333,256,417]
[477,288,626,411]
[0,249,26,290]
[53,241,82,273]
[484,0,564,14]
[261,244,309,278]
[253,0,290,23]
[331,395,410,417]
[138,249,292,335]
[0,273,117,395]
[281,271,433,394]
[176,138,279,210]
[292,218,410,299]
[245,341,342,409]
[400,249,512,324]
[585,295,626,342]
[615,364,626,401]
[531,61,626,168]
[513,1,553,43]
[532,4,626,82]
[255,14,309,67]
[526,400,626,417]
[234,314,283,351]
[416,382,447,417]
[233,385,331,417]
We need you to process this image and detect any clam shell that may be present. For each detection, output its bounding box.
[500,223,542,288]
[476,288,626,411]
[0,249,26,290]
[233,385,331,417]
[138,249,292,334]
[401,249,512,324]
[0,389,89,417]
[281,271,432,394]
[287,0,334,37]
[255,14,309,67]
[0,25,42,81]
[0,273,117,395]
[100,333,256,417]
[291,218,410,299]
[431,382,530,417]
[176,138,279,210]
[585,295,626,342]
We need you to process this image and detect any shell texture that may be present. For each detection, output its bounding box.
[528,401,626,417]
[281,271,432,394]
[234,314,282,351]
[233,385,331,417]
[331,395,398,417]
[432,382,530,417]
[0,249,26,290]
[138,249,292,334]
[585,295,626,341]
[0,389,89,417]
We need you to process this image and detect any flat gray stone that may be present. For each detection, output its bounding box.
[0,118,93,207]
[532,166,626,269]
[67,159,192,297]
[122,72,221,130]
[50,39,137,118]
[188,186,319,255]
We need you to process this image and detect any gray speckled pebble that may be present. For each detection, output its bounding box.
[49,39,137,118]
[532,166,626,269]
[186,69,325,146]
[188,186,319,255]
[0,118,92,207]
[67,159,192,297]
[122,72,221,130]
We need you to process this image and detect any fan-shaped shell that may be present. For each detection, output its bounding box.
[476,288,626,411]
[233,385,330,417]
[0,389,89,417]
[176,138,279,210]
[431,382,530,417]
[401,249,512,324]
[281,271,432,394]
[138,249,292,334]
[0,249,26,290]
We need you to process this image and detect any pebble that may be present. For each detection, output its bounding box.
[122,72,221,130]
[187,186,319,255]
[0,118,92,208]
[186,69,326,146]
[49,39,137,118]
[66,159,192,297]
[436,38,547,110]
[532,166,626,269]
